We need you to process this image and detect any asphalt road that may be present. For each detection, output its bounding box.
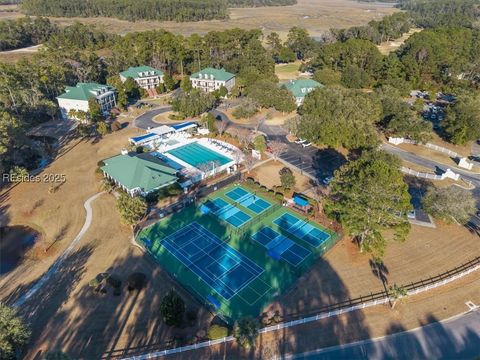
[286,310,480,360]
[381,143,480,228]
[134,106,172,129]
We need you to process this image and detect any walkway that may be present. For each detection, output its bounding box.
[286,309,480,359]
[14,192,104,308]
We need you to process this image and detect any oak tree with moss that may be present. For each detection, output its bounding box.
[325,150,411,259]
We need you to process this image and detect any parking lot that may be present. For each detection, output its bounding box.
[277,141,347,183]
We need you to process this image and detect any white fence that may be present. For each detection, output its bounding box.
[388,138,475,170]
[401,167,460,181]
[120,260,480,360]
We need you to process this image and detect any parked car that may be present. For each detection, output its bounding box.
[407,210,416,219]
[322,176,333,185]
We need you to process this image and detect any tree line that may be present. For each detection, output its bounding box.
[0,16,57,51]
[228,0,296,6]
[21,0,229,22]
[20,0,298,22]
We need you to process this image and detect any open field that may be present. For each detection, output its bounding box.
[377,28,422,55]
[0,124,141,298]
[275,61,302,81]
[0,0,398,37]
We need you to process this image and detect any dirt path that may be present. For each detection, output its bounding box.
[14,192,104,308]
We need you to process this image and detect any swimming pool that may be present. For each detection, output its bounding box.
[167,142,232,168]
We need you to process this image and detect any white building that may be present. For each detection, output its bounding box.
[190,67,235,93]
[56,82,116,120]
[119,65,164,90]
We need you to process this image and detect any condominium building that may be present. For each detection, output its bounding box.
[119,65,164,90]
[56,82,116,120]
[190,67,235,93]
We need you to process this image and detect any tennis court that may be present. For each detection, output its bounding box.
[252,227,311,267]
[225,186,272,214]
[142,222,263,300]
[274,212,331,248]
[202,198,251,228]
[137,183,338,323]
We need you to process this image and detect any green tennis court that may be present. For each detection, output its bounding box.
[137,183,338,323]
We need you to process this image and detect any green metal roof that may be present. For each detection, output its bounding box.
[120,66,164,79]
[190,67,235,81]
[57,82,114,101]
[101,153,177,193]
[282,79,323,98]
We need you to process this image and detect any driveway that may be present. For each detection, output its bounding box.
[134,106,172,129]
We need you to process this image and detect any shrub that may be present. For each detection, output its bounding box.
[168,113,186,121]
[160,290,185,327]
[232,103,258,119]
[111,120,122,131]
[186,309,197,324]
[127,272,147,291]
[275,192,284,201]
[136,146,145,153]
[107,274,121,289]
[207,324,228,340]
[245,177,255,185]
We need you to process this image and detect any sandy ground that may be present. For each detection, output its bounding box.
[0,126,140,298]
[249,160,313,194]
[0,0,398,38]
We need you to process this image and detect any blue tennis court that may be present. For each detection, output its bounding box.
[274,213,331,247]
[146,222,263,300]
[226,186,271,214]
[252,227,311,266]
[202,198,251,227]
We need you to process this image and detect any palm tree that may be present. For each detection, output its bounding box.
[388,284,408,309]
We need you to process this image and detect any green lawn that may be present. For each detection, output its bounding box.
[137,183,338,323]
[275,62,300,74]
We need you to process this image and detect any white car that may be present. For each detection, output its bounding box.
[322,176,333,185]
[407,210,416,219]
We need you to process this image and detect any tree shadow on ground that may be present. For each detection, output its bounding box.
[311,148,347,180]
[369,313,480,359]
[404,176,432,208]
[23,241,213,360]
[1,244,94,359]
